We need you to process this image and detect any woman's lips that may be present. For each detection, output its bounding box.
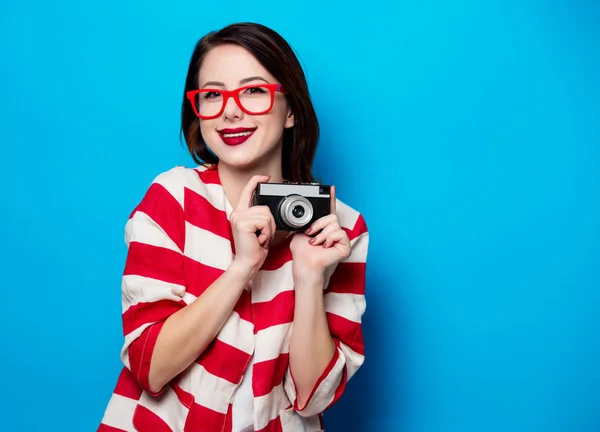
[218,127,257,146]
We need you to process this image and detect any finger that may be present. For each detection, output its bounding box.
[270,210,277,235]
[237,215,272,238]
[259,216,276,245]
[309,222,340,246]
[257,221,275,246]
[237,174,271,210]
[243,205,274,218]
[324,229,346,248]
[330,185,336,214]
[257,224,274,246]
[305,214,337,236]
[243,205,276,236]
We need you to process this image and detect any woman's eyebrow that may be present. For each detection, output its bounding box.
[239,76,269,85]
[200,80,225,88]
[200,76,270,88]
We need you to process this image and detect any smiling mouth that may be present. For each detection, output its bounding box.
[217,127,257,146]
[221,131,254,138]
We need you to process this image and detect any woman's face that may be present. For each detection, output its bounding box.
[196,44,294,172]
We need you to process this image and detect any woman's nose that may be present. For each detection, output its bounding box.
[222,95,244,121]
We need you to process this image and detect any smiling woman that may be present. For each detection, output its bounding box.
[181,28,321,187]
[96,22,369,432]
[188,44,296,178]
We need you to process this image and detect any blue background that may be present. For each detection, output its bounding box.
[1,0,599,431]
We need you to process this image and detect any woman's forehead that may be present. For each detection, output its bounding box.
[198,45,275,87]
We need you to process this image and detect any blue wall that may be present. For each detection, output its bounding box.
[1,1,599,431]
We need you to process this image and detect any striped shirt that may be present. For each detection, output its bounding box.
[97,164,369,432]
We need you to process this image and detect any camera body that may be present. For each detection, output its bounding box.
[253,182,332,231]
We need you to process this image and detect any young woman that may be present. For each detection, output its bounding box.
[98,22,369,432]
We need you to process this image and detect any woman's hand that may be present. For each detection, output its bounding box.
[290,186,351,282]
[230,175,276,278]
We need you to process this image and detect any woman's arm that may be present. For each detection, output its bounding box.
[147,261,252,393]
[286,207,369,417]
[122,171,274,394]
[288,273,336,408]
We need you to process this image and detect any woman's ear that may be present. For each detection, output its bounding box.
[284,109,295,129]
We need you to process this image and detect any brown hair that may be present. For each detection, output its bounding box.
[180,22,319,183]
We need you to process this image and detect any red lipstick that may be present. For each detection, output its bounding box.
[218,127,256,146]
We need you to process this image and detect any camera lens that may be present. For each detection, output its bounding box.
[292,205,305,218]
[280,195,313,229]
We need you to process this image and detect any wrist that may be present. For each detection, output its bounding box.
[227,260,257,287]
[292,266,325,290]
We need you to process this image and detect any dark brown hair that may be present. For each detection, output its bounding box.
[180,22,319,183]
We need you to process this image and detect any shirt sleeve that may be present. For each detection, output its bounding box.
[284,213,369,417]
[119,169,187,396]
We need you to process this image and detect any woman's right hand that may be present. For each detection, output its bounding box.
[229,175,276,278]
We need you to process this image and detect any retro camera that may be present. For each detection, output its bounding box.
[253,182,332,231]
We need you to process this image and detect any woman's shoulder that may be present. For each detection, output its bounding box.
[144,164,219,200]
[335,197,368,234]
[152,165,220,189]
[150,163,217,186]
[332,197,369,263]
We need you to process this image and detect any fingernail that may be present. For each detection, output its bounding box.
[309,238,315,244]
[305,227,312,235]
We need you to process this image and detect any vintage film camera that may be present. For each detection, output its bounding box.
[252,182,332,231]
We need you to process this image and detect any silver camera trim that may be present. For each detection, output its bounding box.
[280,195,313,229]
[259,183,329,198]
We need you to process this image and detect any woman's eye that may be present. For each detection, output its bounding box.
[203,92,221,99]
[245,87,267,95]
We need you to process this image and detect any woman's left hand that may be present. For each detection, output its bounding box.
[289,186,351,280]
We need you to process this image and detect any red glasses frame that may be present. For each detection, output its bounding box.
[186,83,286,119]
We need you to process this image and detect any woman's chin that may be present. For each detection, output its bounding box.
[217,153,261,171]
[216,148,280,172]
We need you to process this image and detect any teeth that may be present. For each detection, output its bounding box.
[222,131,253,138]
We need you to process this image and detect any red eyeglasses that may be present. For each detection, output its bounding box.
[186,83,286,119]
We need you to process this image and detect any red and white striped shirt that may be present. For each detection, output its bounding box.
[98,164,369,432]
